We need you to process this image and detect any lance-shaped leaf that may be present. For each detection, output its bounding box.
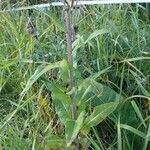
[45,135,66,149]
[85,29,109,44]
[83,102,118,132]
[120,124,148,140]
[65,111,85,147]
[20,60,65,100]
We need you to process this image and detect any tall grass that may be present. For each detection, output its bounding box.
[0,3,150,150]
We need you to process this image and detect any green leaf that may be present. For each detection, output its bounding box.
[120,124,148,140]
[72,35,84,51]
[77,79,103,104]
[131,100,147,128]
[92,84,123,106]
[54,98,72,124]
[42,78,72,104]
[130,70,150,97]
[58,58,69,83]
[144,124,150,150]
[65,111,85,147]
[72,29,109,51]
[76,78,123,107]
[117,116,122,150]
[120,57,150,63]
[38,9,66,32]
[83,102,118,129]
[42,78,73,124]
[85,29,109,44]
[90,66,112,80]
[20,60,64,100]
[45,135,66,149]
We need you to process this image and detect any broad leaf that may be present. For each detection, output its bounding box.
[91,84,123,106]
[42,78,72,104]
[76,78,122,107]
[54,98,72,124]
[83,102,118,132]
[76,79,103,105]
[42,78,73,124]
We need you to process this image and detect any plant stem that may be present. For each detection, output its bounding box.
[64,7,74,89]
[64,2,77,122]
[64,2,79,150]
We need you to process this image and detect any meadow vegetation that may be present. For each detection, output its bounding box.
[0,2,150,150]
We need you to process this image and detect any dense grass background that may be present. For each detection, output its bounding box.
[0,2,150,150]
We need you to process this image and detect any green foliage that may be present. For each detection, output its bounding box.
[65,111,85,147]
[83,102,118,131]
[0,3,150,150]
[44,135,66,149]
